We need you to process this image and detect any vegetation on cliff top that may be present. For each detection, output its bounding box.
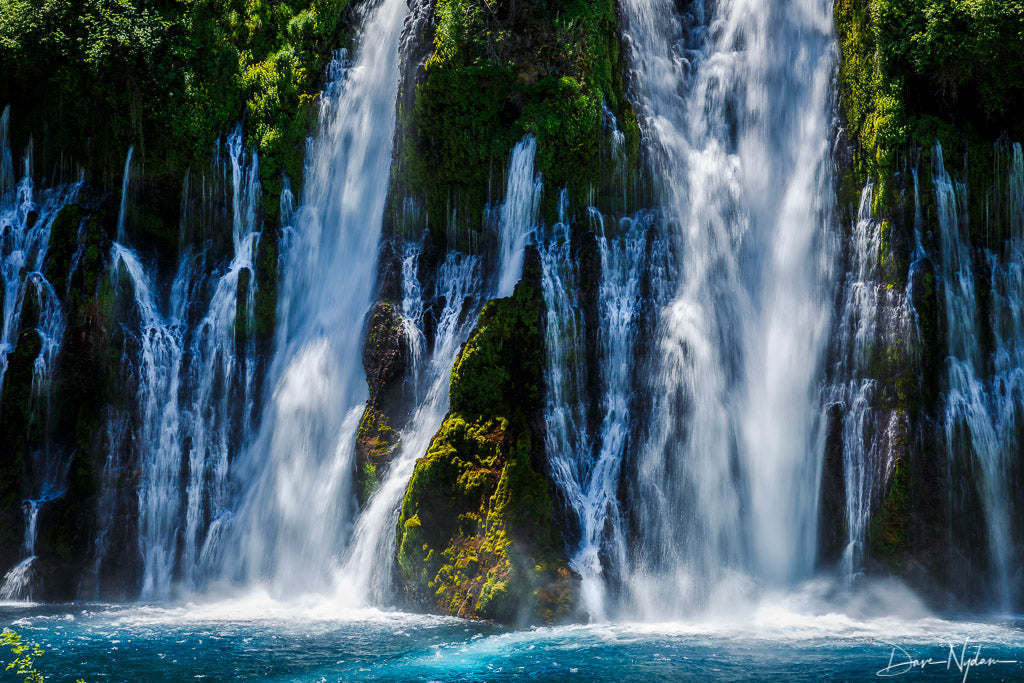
[835,0,1024,213]
[0,0,352,215]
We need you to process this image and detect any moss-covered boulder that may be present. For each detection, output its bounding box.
[396,250,575,623]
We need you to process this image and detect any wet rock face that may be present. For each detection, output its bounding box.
[355,302,411,507]
[817,403,848,568]
[0,329,42,569]
[362,302,408,406]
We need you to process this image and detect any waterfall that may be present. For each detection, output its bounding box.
[110,243,188,599]
[209,0,410,595]
[0,121,82,598]
[823,183,914,580]
[619,0,837,616]
[0,501,40,600]
[101,127,262,599]
[540,210,652,620]
[0,139,80,395]
[935,141,1024,610]
[178,135,261,589]
[494,135,541,297]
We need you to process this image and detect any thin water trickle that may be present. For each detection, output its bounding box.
[494,135,541,297]
[116,147,133,244]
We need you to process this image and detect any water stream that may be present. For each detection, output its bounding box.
[207,0,410,595]
[619,0,837,616]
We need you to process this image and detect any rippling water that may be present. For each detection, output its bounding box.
[3,581,1023,681]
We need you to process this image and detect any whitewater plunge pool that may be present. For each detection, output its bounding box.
[3,586,1024,682]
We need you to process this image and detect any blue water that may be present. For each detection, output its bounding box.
[3,583,1023,682]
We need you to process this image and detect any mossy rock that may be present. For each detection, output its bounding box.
[44,203,84,299]
[869,455,909,563]
[355,406,400,508]
[397,413,574,623]
[252,230,279,343]
[396,263,575,624]
[449,272,544,419]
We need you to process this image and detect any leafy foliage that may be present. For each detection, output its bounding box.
[835,0,1024,208]
[1,628,85,683]
[0,0,352,215]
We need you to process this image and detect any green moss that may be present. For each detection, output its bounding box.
[394,0,642,243]
[355,407,399,508]
[252,229,278,342]
[836,0,1023,222]
[449,278,543,418]
[396,271,574,624]
[869,455,908,560]
[43,204,84,298]
[834,0,908,207]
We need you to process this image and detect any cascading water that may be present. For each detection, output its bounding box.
[494,135,541,297]
[178,135,262,589]
[99,129,263,599]
[109,243,187,599]
[823,183,915,580]
[540,210,653,620]
[209,0,409,595]
[934,140,1024,611]
[337,249,481,604]
[0,112,82,598]
[0,501,41,599]
[0,129,81,395]
[619,0,837,616]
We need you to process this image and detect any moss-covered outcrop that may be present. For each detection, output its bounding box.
[389,0,643,246]
[396,248,574,623]
[355,302,410,507]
